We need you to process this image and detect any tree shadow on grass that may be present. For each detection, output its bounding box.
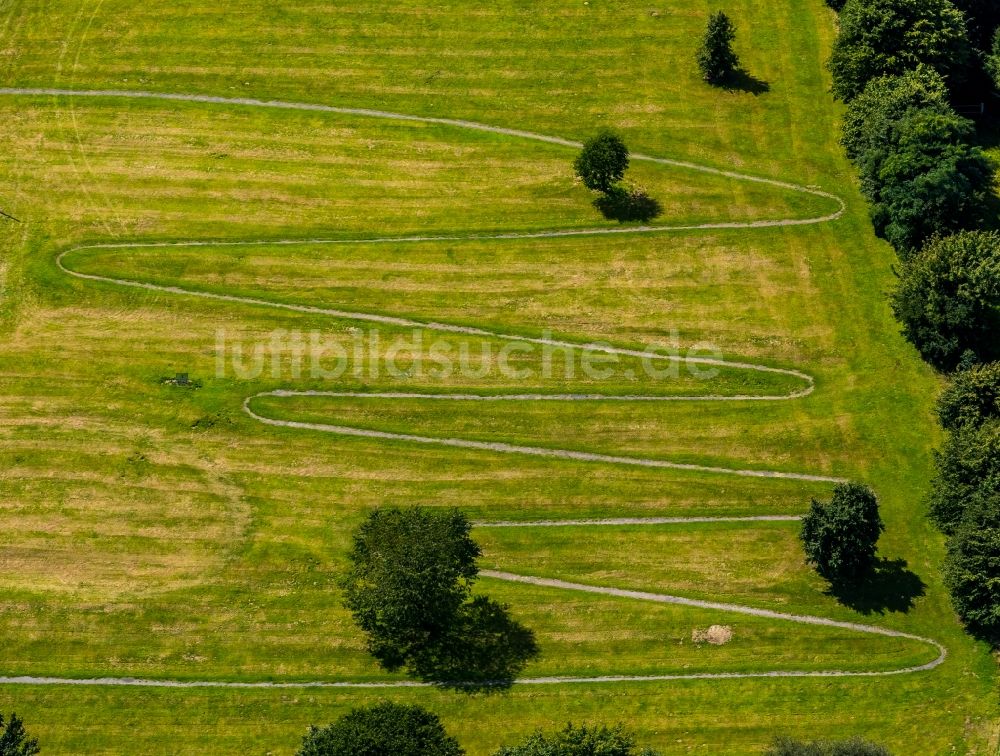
[593,186,663,223]
[826,558,926,615]
[722,69,771,96]
[411,596,540,694]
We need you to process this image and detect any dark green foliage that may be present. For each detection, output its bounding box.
[829,0,972,101]
[824,0,846,10]
[800,483,884,584]
[929,420,1000,533]
[988,28,1000,88]
[494,723,660,756]
[342,507,479,672]
[943,496,1000,642]
[952,0,1000,51]
[406,594,540,685]
[573,131,629,194]
[890,232,1000,370]
[0,713,40,756]
[764,736,891,755]
[297,702,464,756]
[340,507,538,686]
[841,67,951,163]
[937,362,1000,431]
[857,109,993,256]
[697,12,740,85]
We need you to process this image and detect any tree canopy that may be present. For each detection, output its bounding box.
[800,483,884,584]
[697,12,740,85]
[938,362,1000,432]
[573,131,629,194]
[943,496,1000,643]
[891,232,1000,371]
[0,713,39,756]
[929,420,1000,533]
[494,723,660,756]
[828,0,971,101]
[841,67,951,163]
[858,110,993,256]
[340,506,538,687]
[297,702,464,756]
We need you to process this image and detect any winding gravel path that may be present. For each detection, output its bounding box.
[0,88,946,689]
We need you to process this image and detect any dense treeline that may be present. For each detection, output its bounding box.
[827,0,1000,644]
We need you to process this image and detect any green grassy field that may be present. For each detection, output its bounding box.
[0,0,997,753]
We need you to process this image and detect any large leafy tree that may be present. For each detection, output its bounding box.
[342,507,479,672]
[937,362,1000,432]
[943,496,1000,643]
[858,110,993,257]
[891,232,1000,370]
[696,12,740,85]
[841,67,951,163]
[0,713,40,756]
[494,723,660,756]
[298,702,464,756]
[800,483,885,584]
[341,507,537,686]
[829,0,972,101]
[573,131,629,194]
[929,420,1000,533]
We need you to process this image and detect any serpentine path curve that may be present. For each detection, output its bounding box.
[0,88,947,687]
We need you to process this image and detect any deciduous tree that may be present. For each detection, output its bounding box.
[943,496,1000,642]
[573,131,629,194]
[859,110,993,256]
[891,232,1000,370]
[937,362,1000,432]
[929,420,1000,533]
[341,507,538,687]
[800,483,884,584]
[298,702,464,756]
[495,723,660,756]
[829,0,971,101]
[841,67,951,163]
